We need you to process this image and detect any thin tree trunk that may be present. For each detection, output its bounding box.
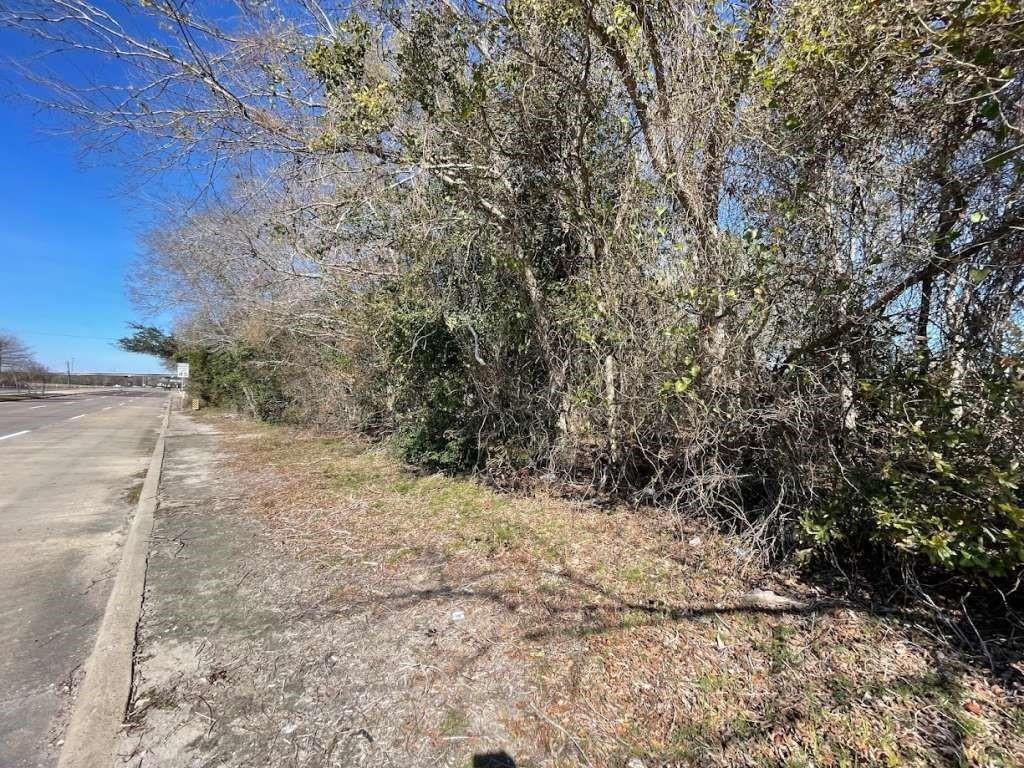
[829,169,857,432]
[604,352,618,463]
[519,248,571,451]
[916,274,933,373]
[944,266,970,423]
[919,195,960,372]
[837,236,858,432]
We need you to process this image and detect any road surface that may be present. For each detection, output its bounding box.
[0,390,168,767]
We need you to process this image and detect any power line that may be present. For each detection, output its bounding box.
[10,329,121,342]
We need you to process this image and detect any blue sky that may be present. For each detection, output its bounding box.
[0,102,168,373]
[0,47,171,373]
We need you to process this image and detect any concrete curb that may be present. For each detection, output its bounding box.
[57,399,171,768]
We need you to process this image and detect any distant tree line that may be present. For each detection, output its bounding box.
[6,0,1023,582]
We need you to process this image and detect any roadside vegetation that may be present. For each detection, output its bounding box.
[2,0,1022,758]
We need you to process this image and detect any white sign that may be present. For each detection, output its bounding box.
[176,362,190,379]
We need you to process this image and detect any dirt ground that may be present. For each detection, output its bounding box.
[118,411,1024,767]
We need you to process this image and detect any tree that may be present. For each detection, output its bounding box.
[0,331,36,376]
[117,324,180,366]
[3,0,1022,577]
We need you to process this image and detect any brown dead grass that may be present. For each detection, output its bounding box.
[205,413,1024,767]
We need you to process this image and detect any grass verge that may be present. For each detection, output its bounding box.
[205,413,1023,767]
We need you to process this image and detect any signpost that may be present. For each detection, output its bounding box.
[176,362,190,393]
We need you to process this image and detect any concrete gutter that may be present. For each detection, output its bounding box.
[56,399,171,768]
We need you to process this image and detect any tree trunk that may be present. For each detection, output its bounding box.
[836,238,858,432]
[604,352,618,463]
[916,274,933,373]
[519,247,571,454]
[829,169,857,432]
[943,265,970,423]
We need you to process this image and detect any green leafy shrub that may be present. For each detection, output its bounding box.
[186,344,290,422]
[803,364,1024,576]
[378,288,479,470]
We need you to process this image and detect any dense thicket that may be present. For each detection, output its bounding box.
[6,0,1022,579]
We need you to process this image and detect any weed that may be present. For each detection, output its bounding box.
[479,521,519,554]
[756,624,800,673]
[124,482,144,505]
[1011,706,1024,737]
[620,563,647,584]
[391,476,421,494]
[665,720,714,762]
[438,707,469,736]
[619,609,650,629]
[323,466,374,491]
[384,545,424,564]
[828,674,854,706]
[694,671,727,693]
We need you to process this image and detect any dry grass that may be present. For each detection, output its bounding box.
[204,412,1024,767]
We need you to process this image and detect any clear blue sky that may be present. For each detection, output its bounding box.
[0,35,170,373]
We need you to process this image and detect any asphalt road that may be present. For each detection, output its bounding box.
[0,390,168,767]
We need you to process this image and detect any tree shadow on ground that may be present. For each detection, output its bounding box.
[319,556,1023,764]
[343,562,864,636]
[338,556,1022,694]
[799,561,1024,690]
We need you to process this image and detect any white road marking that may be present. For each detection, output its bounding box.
[103,406,113,411]
[0,430,30,441]
[69,414,86,421]
[29,405,46,409]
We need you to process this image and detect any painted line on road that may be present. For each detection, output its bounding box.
[0,430,30,441]
[29,405,46,409]
[103,406,113,411]
[68,414,86,421]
